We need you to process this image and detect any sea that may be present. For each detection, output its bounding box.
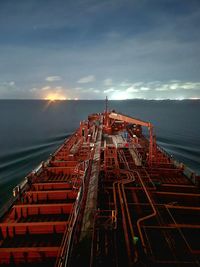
[0,99,200,208]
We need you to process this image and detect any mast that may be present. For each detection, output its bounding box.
[105,96,109,127]
[105,95,108,115]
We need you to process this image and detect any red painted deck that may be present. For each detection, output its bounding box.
[0,110,199,267]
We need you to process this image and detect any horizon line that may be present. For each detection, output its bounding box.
[0,98,199,101]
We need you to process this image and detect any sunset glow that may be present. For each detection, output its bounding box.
[44,94,67,101]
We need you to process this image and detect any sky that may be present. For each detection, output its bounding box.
[0,0,200,100]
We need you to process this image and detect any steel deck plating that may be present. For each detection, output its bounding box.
[0,105,199,266]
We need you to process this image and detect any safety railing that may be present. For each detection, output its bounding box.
[157,143,199,185]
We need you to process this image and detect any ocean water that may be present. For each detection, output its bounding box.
[0,99,200,207]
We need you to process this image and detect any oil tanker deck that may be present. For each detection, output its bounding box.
[0,105,199,267]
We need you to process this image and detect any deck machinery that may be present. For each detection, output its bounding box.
[0,108,199,267]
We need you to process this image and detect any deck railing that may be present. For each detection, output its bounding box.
[157,143,198,185]
[0,160,43,219]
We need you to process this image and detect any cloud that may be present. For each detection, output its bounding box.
[35,85,73,100]
[154,81,200,92]
[0,81,16,88]
[101,80,200,100]
[41,86,51,91]
[45,76,62,82]
[0,81,21,98]
[126,86,139,93]
[155,87,168,91]
[169,84,179,90]
[0,0,200,101]
[179,82,200,90]
[120,81,132,87]
[110,90,132,100]
[140,87,150,91]
[77,75,95,84]
[52,86,63,92]
[103,88,115,93]
[104,78,113,86]
[41,85,65,92]
[8,81,15,86]
[30,87,38,92]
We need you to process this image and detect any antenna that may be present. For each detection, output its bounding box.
[105,96,108,114]
[105,96,109,127]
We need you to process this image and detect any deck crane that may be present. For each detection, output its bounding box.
[108,112,155,166]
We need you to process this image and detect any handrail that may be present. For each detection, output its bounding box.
[55,172,85,267]
[157,143,198,185]
[0,195,18,219]
[55,148,95,267]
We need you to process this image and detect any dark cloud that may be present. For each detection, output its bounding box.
[0,0,200,99]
